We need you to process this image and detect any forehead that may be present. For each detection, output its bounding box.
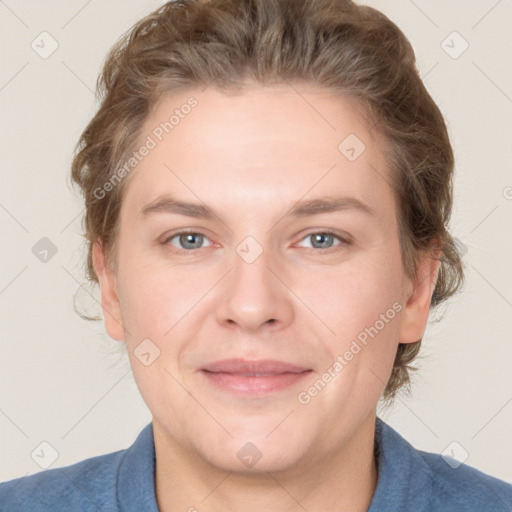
[121,83,394,222]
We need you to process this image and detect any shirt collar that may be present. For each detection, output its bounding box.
[367,416,432,510]
[117,422,160,512]
[116,416,433,511]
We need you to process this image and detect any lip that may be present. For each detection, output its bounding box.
[201,358,309,374]
[200,359,312,395]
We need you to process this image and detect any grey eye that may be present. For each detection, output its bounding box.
[166,232,212,250]
[312,233,334,249]
[179,233,204,249]
[301,232,340,249]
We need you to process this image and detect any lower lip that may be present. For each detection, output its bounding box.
[201,370,312,395]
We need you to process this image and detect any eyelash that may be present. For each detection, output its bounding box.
[161,229,352,254]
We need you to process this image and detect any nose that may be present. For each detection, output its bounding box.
[215,242,294,334]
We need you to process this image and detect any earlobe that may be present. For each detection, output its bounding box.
[92,241,125,342]
[398,248,441,345]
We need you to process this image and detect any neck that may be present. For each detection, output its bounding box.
[154,411,378,512]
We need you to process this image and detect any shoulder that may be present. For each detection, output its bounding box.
[374,417,512,512]
[0,447,126,512]
[418,448,512,511]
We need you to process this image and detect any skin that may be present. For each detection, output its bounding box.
[93,83,439,512]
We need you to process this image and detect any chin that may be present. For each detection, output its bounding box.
[194,428,308,475]
[208,443,301,475]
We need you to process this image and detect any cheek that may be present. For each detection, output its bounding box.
[302,248,404,400]
[116,250,212,339]
[116,264,199,421]
[303,252,403,337]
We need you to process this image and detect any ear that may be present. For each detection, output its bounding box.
[398,246,441,344]
[92,240,125,341]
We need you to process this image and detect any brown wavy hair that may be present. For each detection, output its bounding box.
[70,0,465,403]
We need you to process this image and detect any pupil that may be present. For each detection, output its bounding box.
[313,233,332,248]
[182,233,202,249]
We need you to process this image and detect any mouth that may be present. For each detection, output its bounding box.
[200,359,313,395]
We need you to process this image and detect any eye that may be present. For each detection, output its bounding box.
[297,231,349,251]
[161,229,350,253]
[163,231,213,251]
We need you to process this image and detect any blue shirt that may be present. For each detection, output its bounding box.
[1,417,511,511]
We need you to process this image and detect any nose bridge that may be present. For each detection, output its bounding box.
[215,235,293,331]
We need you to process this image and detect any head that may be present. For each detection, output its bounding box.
[70,0,464,472]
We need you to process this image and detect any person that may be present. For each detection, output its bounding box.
[1,0,511,510]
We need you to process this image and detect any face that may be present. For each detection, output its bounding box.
[94,83,437,474]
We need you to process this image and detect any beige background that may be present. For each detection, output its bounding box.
[1,0,511,484]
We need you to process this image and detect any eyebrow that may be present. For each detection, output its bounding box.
[140,195,375,220]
